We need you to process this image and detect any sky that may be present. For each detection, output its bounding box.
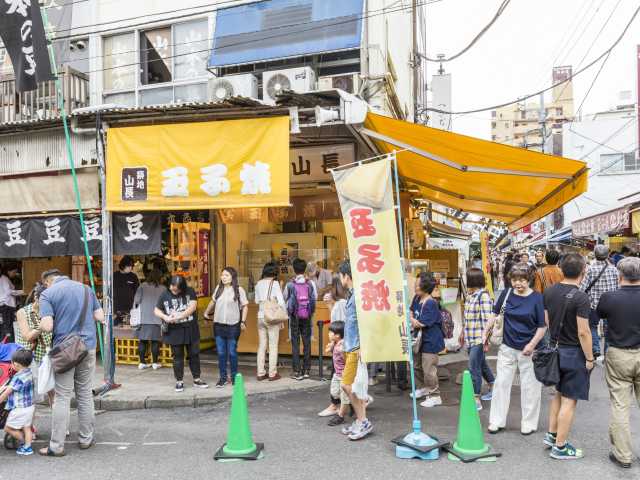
[423,0,640,140]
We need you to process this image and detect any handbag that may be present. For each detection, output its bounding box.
[129,287,143,327]
[49,286,90,374]
[489,289,512,346]
[263,280,288,326]
[411,296,425,354]
[533,288,577,386]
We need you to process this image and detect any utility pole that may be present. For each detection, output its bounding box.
[412,0,419,123]
[539,92,547,153]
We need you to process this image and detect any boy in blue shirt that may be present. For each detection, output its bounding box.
[0,349,35,456]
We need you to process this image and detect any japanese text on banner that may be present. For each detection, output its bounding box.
[332,158,408,362]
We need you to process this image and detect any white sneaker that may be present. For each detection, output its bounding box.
[138,363,150,370]
[410,388,428,399]
[476,399,483,411]
[341,421,356,436]
[348,419,373,441]
[420,396,443,408]
[152,363,161,370]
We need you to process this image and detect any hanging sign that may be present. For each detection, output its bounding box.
[290,144,355,184]
[480,230,494,298]
[332,157,407,362]
[0,0,54,92]
[572,207,630,237]
[0,214,161,258]
[106,117,290,211]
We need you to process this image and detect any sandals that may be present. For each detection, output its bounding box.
[38,447,65,457]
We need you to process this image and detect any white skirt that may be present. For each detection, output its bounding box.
[6,405,35,429]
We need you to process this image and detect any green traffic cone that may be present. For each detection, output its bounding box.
[214,374,264,461]
[448,370,497,462]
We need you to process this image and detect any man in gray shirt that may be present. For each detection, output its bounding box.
[38,269,104,457]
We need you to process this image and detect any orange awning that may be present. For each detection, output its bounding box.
[360,113,588,232]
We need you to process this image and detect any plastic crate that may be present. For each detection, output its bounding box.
[115,338,174,367]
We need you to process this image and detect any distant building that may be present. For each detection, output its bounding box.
[491,66,574,155]
[561,98,638,228]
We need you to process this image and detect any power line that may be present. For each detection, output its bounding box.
[423,4,640,115]
[77,0,444,77]
[420,0,510,62]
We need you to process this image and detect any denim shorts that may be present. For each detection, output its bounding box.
[557,346,592,401]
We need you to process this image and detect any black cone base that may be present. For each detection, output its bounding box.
[214,442,264,461]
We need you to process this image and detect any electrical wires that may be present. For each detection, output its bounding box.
[420,0,511,63]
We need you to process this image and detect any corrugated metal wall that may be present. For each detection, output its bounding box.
[0,130,97,175]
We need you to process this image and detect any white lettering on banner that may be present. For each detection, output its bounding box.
[200,164,230,197]
[5,220,26,247]
[82,217,102,242]
[5,0,37,78]
[124,214,148,242]
[43,0,62,10]
[240,161,271,195]
[572,208,629,237]
[161,167,189,197]
[42,217,66,245]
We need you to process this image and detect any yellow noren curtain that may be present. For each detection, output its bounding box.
[362,113,588,232]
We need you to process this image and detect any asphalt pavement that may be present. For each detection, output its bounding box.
[0,362,637,480]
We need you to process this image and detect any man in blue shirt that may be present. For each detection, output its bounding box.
[38,269,104,457]
[338,260,372,441]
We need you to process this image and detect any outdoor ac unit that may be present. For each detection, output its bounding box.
[318,74,361,95]
[262,67,316,105]
[207,74,258,102]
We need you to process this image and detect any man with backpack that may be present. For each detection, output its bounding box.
[285,258,317,380]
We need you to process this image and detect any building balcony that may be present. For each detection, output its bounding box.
[0,66,89,125]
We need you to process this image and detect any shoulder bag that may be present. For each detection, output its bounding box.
[49,286,90,374]
[129,287,143,327]
[263,280,288,326]
[584,263,608,294]
[533,288,577,386]
[411,296,424,354]
[489,289,512,346]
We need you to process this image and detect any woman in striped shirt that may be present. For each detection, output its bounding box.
[461,268,495,411]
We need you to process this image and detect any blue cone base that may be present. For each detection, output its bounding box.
[395,432,440,460]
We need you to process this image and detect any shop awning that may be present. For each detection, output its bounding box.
[428,220,472,240]
[360,114,588,232]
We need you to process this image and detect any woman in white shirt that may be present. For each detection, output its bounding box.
[323,275,347,323]
[204,267,248,388]
[254,262,286,381]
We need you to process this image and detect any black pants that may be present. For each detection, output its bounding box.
[0,305,16,343]
[138,340,160,364]
[170,343,201,382]
[290,316,312,373]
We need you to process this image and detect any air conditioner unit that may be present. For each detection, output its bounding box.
[318,74,361,95]
[262,67,316,105]
[207,74,258,102]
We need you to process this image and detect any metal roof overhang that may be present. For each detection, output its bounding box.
[359,113,589,232]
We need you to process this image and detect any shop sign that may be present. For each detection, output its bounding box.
[218,195,343,224]
[290,144,355,184]
[106,117,290,211]
[332,157,407,363]
[0,214,161,258]
[572,207,629,237]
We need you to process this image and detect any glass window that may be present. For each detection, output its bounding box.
[140,28,172,85]
[624,152,640,171]
[600,153,623,174]
[175,83,207,103]
[174,20,209,81]
[103,92,136,107]
[139,87,173,106]
[103,33,136,91]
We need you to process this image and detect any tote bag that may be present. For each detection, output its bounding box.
[489,289,512,346]
[263,280,288,326]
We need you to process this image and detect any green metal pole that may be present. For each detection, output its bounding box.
[41,7,104,362]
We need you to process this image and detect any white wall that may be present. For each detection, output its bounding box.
[562,110,639,226]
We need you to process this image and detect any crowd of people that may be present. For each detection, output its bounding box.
[2,245,640,464]
[475,245,640,467]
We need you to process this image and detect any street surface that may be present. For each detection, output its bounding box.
[0,364,636,480]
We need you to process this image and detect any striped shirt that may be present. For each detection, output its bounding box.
[463,289,493,346]
[6,368,34,410]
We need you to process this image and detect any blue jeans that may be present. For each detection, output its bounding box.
[215,336,238,381]
[468,344,495,395]
[589,309,602,356]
